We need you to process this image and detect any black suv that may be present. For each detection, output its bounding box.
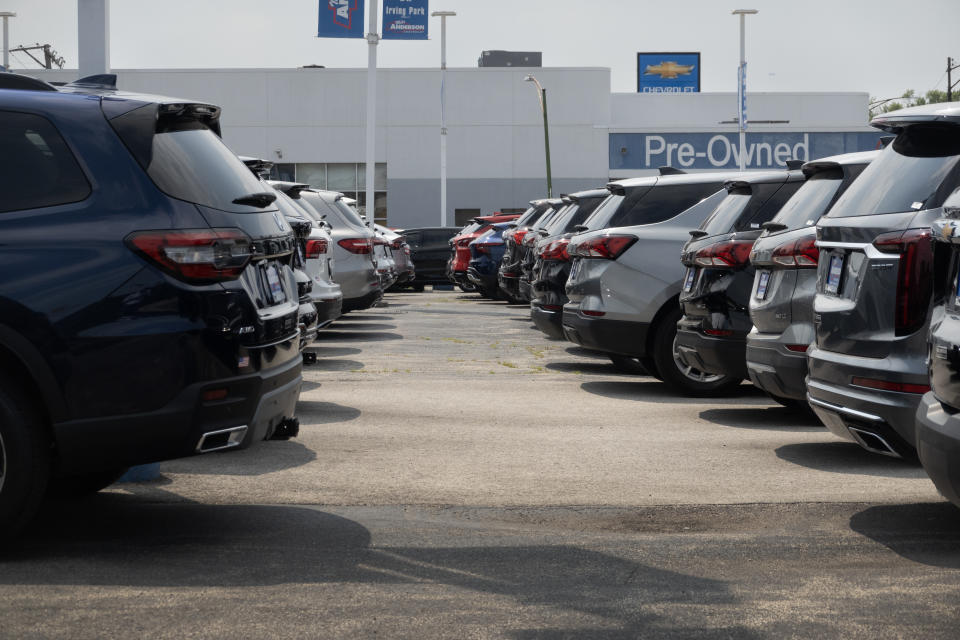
[0,75,303,535]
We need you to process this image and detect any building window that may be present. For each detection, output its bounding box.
[455,208,481,226]
[499,208,526,215]
[284,162,388,225]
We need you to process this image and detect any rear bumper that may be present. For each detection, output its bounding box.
[531,302,565,339]
[745,334,808,401]
[561,309,648,357]
[675,325,748,379]
[518,278,533,302]
[313,295,343,327]
[467,266,498,293]
[498,273,521,300]
[52,347,303,475]
[917,392,960,506]
[806,345,922,457]
[342,287,383,313]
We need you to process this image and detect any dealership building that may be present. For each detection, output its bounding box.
[38,66,884,228]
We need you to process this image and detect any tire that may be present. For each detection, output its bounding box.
[457,283,476,293]
[412,283,425,292]
[0,374,51,540]
[46,467,128,499]
[608,354,656,376]
[651,306,743,397]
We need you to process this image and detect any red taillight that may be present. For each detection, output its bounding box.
[582,309,605,317]
[373,236,389,246]
[873,228,934,336]
[475,242,499,255]
[851,377,930,394]
[125,228,252,282]
[542,304,562,311]
[390,238,404,249]
[540,238,571,261]
[771,235,819,268]
[512,229,529,244]
[338,237,374,254]
[403,246,411,256]
[703,329,734,337]
[574,235,637,260]
[785,344,809,353]
[694,239,753,268]
[305,238,328,259]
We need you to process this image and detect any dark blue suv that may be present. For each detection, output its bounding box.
[0,75,303,535]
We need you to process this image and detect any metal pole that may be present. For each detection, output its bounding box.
[541,88,552,198]
[738,12,746,172]
[440,15,448,226]
[0,12,15,72]
[949,57,954,103]
[365,0,379,223]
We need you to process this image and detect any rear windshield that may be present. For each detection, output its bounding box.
[537,205,567,230]
[333,199,368,229]
[545,204,577,234]
[770,171,844,230]
[827,124,960,218]
[609,182,723,227]
[523,206,551,228]
[147,128,274,213]
[699,182,798,233]
[582,194,624,230]
[458,222,482,235]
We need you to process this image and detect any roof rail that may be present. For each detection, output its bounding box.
[0,73,57,92]
[658,166,686,176]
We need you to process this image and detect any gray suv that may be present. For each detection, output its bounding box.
[563,172,734,391]
[746,151,878,406]
[807,102,960,458]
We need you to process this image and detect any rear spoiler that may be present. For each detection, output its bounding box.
[66,74,117,90]
[268,181,312,197]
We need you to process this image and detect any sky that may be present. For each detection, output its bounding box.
[2,0,957,101]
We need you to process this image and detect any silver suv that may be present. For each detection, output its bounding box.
[746,151,877,406]
[807,102,960,459]
[563,172,733,391]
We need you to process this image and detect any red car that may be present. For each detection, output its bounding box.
[447,213,520,292]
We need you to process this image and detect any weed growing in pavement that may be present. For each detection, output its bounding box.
[441,337,473,344]
[498,361,518,369]
[525,346,547,359]
[418,336,431,341]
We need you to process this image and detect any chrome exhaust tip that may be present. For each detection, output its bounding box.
[196,425,248,453]
[848,426,901,458]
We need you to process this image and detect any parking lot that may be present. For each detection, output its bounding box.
[3,289,959,638]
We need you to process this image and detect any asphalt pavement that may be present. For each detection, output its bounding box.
[3,289,959,639]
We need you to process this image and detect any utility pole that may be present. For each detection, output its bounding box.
[10,43,65,69]
[0,12,14,71]
[949,56,960,103]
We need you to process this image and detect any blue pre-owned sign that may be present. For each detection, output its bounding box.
[318,0,365,39]
[382,0,429,40]
[610,132,887,171]
[637,52,700,93]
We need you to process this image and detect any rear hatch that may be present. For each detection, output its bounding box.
[502,203,553,275]
[108,100,300,347]
[750,156,874,335]
[680,174,802,329]
[814,122,960,357]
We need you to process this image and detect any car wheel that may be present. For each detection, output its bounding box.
[608,354,657,377]
[0,375,50,540]
[652,307,742,396]
[46,468,128,499]
[457,283,476,293]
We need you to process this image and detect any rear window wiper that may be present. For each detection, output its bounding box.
[233,192,277,208]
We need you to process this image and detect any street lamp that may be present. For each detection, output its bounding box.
[0,12,15,72]
[524,74,552,198]
[732,9,757,172]
[432,10,455,226]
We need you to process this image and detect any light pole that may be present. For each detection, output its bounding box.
[364,0,380,223]
[432,10,455,226]
[524,74,552,198]
[0,12,15,72]
[732,9,757,172]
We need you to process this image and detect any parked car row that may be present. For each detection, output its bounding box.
[447,102,960,509]
[0,73,416,537]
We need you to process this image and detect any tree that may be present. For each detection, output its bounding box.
[869,89,951,118]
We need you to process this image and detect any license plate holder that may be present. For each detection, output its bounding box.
[265,264,286,304]
[682,268,696,293]
[755,270,770,300]
[825,254,844,295]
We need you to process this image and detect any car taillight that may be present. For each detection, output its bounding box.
[125,228,252,283]
[523,233,538,247]
[512,229,529,244]
[851,376,930,394]
[338,238,374,254]
[373,236,389,246]
[873,228,933,336]
[475,243,499,255]
[404,246,411,255]
[694,239,753,268]
[573,235,637,260]
[390,238,404,249]
[540,238,570,261]
[305,238,328,259]
[771,235,819,268]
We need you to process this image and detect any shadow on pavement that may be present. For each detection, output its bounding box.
[339,313,396,321]
[327,322,397,332]
[1,496,756,638]
[296,400,362,424]
[849,502,960,569]
[546,361,639,376]
[580,380,767,405]
[305,345,363,358]
[314,331,403,342]
[699,407,824,431]
[307,358,365,372]
[565,346,613,360]
[159,439,317,476]
[774,442,927,477]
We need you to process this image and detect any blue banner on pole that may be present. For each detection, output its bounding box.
[382,0,429,40]
[318,0,365,38]
[739,62,748,130]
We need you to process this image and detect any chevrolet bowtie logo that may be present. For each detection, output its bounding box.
[644,61,695,79]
